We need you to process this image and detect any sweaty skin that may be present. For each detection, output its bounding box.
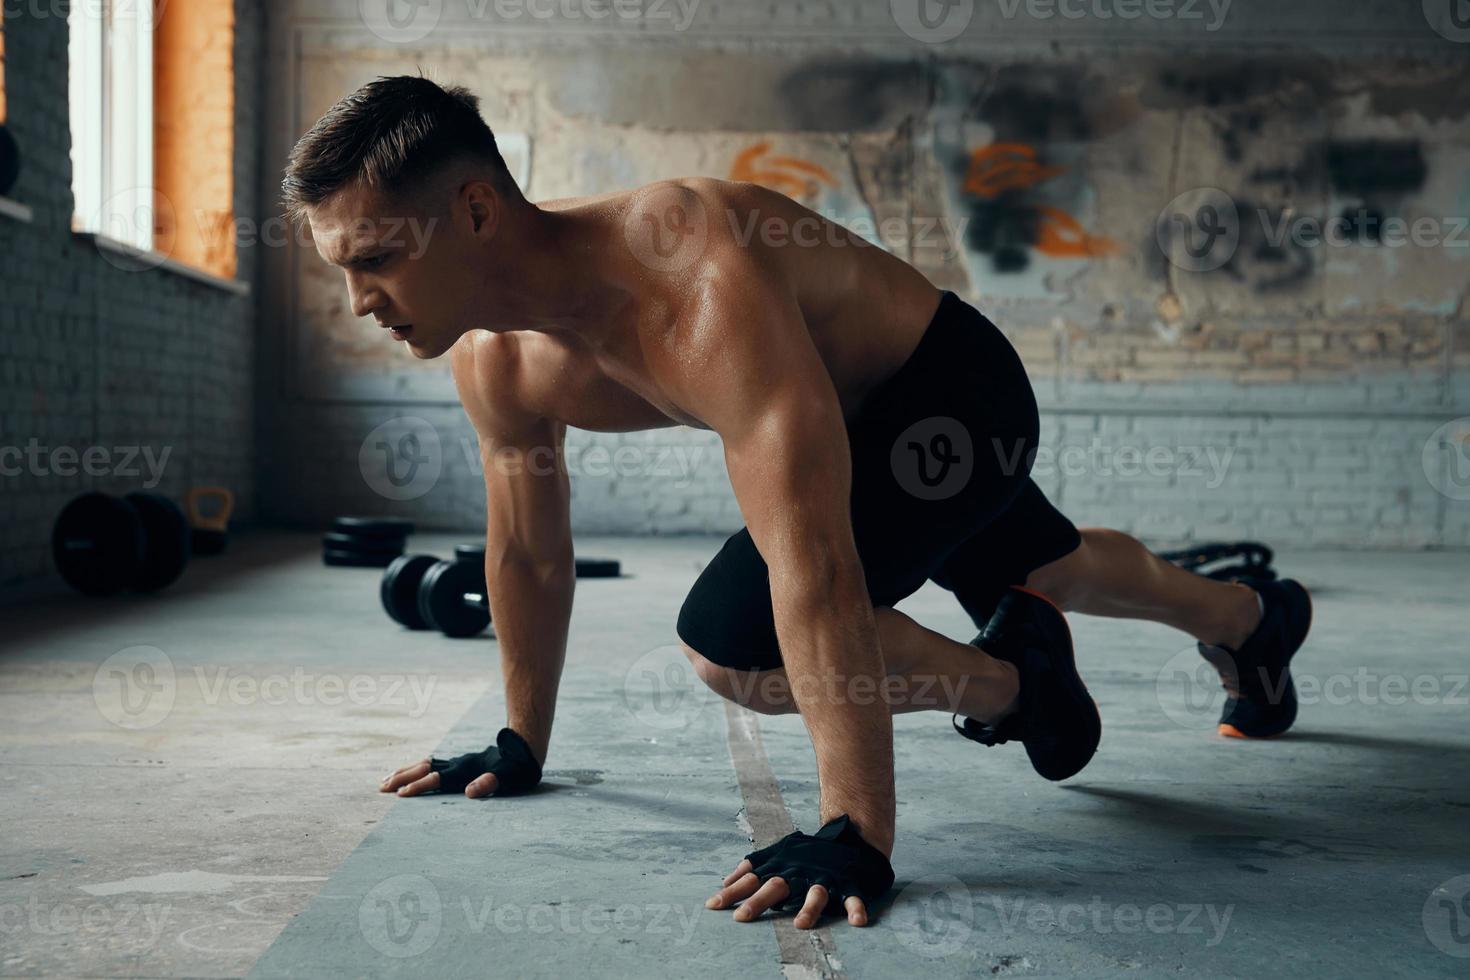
[349,176,947,929]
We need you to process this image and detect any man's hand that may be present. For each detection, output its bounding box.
[379,758,503,798]
[377,728,544,798]
[705,815,895,929]
[706,858,869,928]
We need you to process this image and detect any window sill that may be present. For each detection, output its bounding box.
[0,197,34,223]
[74,231,252,297]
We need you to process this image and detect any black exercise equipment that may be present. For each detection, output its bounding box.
[125,492,191,592]
[452,543,620,579]
[322,531,405,554]
[323,548,399,568]
[453,543,485,564]
[332,516,414,538]
[575,557,621,578]
[380,552,490,637]
[417,559,492,637]
[52,493,147,596]
[1159,541,1277,583]
[0,124,19,198]
[322,516,409,567]
[380,554,438,629]
[185,486,233,556]
[52,492,190,596]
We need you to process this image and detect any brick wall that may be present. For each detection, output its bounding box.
[0,1,262,588]
[255,2,1469,550]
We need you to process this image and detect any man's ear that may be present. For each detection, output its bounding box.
[461,180,500,239]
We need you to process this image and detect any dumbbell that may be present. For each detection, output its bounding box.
[52,492,191,596]
[380,553,490,638]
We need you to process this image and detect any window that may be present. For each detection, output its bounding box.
[69,0,154,250]
[70,0,236,278]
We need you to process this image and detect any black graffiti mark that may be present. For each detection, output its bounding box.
[964,192,1043,274]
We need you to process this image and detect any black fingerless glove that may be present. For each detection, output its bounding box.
[428,727,543,796]
[743,814,895,917]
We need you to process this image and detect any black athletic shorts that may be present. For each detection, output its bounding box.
[676,290,1081,672]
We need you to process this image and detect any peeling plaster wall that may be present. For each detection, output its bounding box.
[257,1,1470,548]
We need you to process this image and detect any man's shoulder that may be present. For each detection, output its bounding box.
[450,332,545,435]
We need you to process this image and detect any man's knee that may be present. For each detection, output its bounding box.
[1022,532,1093,611]
[679,643,793,715]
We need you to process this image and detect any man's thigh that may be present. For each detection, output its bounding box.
[677,292,1045,671]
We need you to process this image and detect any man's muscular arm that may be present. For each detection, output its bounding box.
[459,344,575,772]
[382,338,574,797]
[673,280,896,857]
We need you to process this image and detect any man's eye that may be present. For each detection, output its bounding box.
[360,254,388,269]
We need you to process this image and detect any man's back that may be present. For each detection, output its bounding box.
[454,178,946,433]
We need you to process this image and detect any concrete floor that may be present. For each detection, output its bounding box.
[1,532,1468,978]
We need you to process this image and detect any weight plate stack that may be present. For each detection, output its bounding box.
[575,557,621,579]
[322,517,413,567]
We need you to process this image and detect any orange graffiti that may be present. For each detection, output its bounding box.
[963,143,1067,198]
[963,142,1120,260]
[729,141,838,201]
[1035,206,1123,258]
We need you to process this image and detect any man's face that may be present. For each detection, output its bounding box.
[308,181,479,360]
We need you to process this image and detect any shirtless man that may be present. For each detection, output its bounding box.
[284,76,1313,931]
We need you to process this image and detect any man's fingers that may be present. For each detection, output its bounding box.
[379,760,431,792]
[793,884,829,930]
[845,895,868,927]
[733,877,790,922]
[465,772,499,798]
[396,771,442,797]
[706,872,762,910]
[721,860,753,888]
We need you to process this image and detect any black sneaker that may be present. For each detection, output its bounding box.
[952,586,1102,781]
[1196,578,1313,739]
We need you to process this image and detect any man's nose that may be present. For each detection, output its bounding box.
[348,279,385,319]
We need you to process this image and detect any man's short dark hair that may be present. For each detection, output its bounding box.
[282,75,519,222]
